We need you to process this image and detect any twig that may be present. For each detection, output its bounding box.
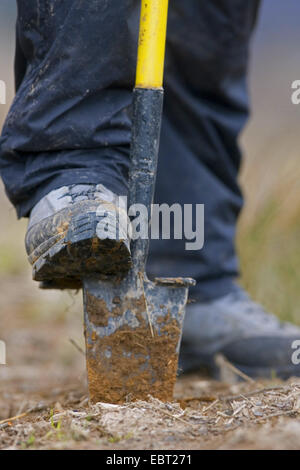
[216,354,255,384]
[158,408,198,427]
[69,338,85,356]
[0,402,51,427]
[139,272,154,338]
[223,385,290,403]
[134,342,148,352]
[255,409,299,421]
[232,403,246,417]
[0,412,28,426]
[202,399,219,414]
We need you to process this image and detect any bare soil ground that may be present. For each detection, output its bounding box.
[1,365,300,450]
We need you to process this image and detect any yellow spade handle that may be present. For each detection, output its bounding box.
[135,0,169,89]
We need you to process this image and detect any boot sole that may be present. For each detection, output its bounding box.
[29,211,131,289]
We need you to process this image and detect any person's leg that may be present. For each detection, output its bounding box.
[0,0,140,218]
[0,1,141,285]
[148,0,260,301]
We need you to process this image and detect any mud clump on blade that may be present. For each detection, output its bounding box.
[85,292,123,327]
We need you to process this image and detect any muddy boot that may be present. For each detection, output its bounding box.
[25,184,131,289]
[179,287,300,379]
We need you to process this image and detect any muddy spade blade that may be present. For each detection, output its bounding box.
[83,275,195,404]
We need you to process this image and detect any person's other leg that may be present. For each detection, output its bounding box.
[148,0,260,301]
[154,1,300,379]
[0,0,140,218]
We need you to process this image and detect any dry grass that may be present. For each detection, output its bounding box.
[238,127,300,325]
[1,375,300,450]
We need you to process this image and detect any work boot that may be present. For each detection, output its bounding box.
[179,286,300,379]
[25,184,131,289]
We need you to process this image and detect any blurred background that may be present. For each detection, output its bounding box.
[0,1,299,391]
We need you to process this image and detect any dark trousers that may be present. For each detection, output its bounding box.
[0,0,260,300]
